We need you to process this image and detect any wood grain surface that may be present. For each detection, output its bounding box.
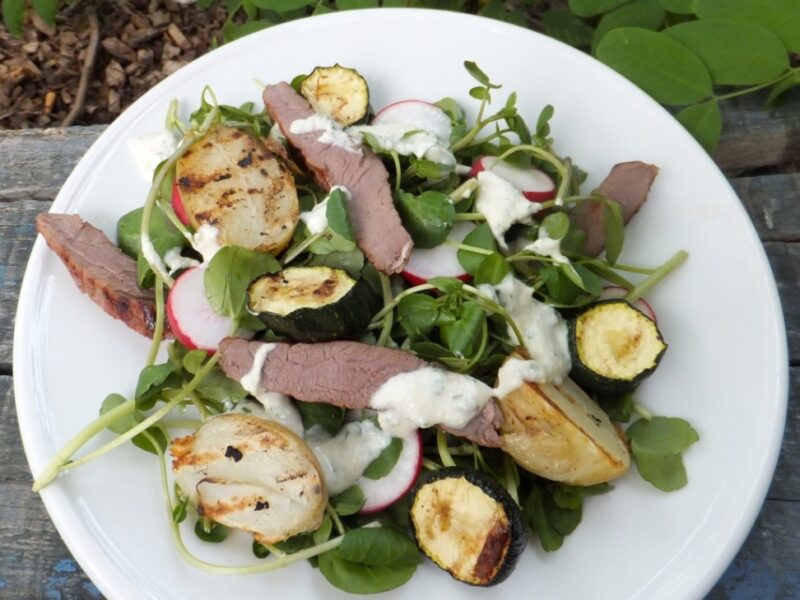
[0,101,797,598]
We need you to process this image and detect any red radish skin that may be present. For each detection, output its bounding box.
[402,222,473,285]
[471,156,556,202]
[166,266,234,352]
[600,286,657,322]
[172,181,191,226]
[359,430,423,514]
[372,100,452,142]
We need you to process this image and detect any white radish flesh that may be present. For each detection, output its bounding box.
[402,221,473,285]
[373,100,452,142]
[166,266,233,351]
[359,430,422,514]
[600,286,658,322]
[471,156,555,202]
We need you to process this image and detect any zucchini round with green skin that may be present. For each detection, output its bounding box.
[247,266,378,342]
[569,299,667,396]
[408,467,526,587]
[300,65,370,126]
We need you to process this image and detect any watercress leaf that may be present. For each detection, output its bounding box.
[523,487,564,552]
[440,301,485,357]
[296,402,345,436]
[580,260,634,289]
[663,20,789,85]
[569,0,632,18]
[132,426,170,455]
[457,223,496,275]
[552,482,613,509]
[310,230,357,255]
[627,416,699,491]
[398,294,439,339]
[337,527,421,566]
[252,541,271,558]
[326,188,355,242]
[331,485,366,516]
[435,97,468,144]
[172,497,188,524]
[599,392,635,422]
[540,265,581,305]
[536,104,555,140]
[573,263,604,296]
[541,212,570,240]
[428,276,463,294]
[319,550,417,594]
[676,100,721,153]
[469,86,489,101]
[195,366,248,404]
[117,206,184,260]
[182,349,208,374]
[463,60,499,89]
[592,0,666,53]
[658,0,692,13]
[135,362,178,410]
[596,28,713,105]
[407,157,445,181]
[542,9,596,47]
[474,252,510,286]
[410,341,455,362]
[308,249,364,279]
[694,0,800,53]
[274,532,314,554]
[194,519,229,543]
[204,245,281,320]
[100,393,138,435]
[313,515,333,545]
[363,438,403,480]
[290,73,308,92]
[544,492,582,536]
[2,0,25,37]
[602,200,625,265]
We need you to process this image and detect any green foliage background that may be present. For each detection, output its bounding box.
[3,0,799,152]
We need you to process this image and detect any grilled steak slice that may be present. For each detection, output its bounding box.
[262,82,413,274]
[572,161,659,256]
[219,338,502,447]
[36,213,165,338]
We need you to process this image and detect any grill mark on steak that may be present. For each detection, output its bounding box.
[218,338,502,447]
[572,161,659,256]
[36,213,168,339]
[262,82,413,274]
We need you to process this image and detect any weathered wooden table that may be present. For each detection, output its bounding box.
[0,93,798,599]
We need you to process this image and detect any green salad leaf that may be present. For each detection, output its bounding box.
[627,416,699,491]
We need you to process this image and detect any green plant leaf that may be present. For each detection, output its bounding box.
[592,0,665,53]
[541,9,595,47]
[398,294,439,339]
[337,527,421,567]
[463,60,500,89]
[457,222,496,275]
[331,485,366,516]
[363,438,403,480]
[251,0,314,9]
[657,0,692,13]
[2,0,25,37]
[596,28,713,105]
[676,100,721,153]
[318,549,417,594]
[474,252,510,286]
[663,20,789,85]
[135,362,179,410]
[599,393,635,422]
[478,0,527,26]
[602,200,625,265]
[204,245,280,321]
[541,212,570,240]
[308,249,364,279]
[31,0,56,26]
[764,70,800,108]
[694,0,800,53]
[522,487,564,551]
[222,19,273,42]
[337,0,378,8]
[326,188,355,242]
[569,0,631,18]
[440,301,485,357]
[194,519,229,543]
[627,416,699,491]
[395,190,455,249]
[296,402,345,435]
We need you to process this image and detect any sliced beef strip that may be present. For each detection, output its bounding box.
[262,82,413,274]
[36,213,166,338]
[572,161,659,256]
[218,338,502,447]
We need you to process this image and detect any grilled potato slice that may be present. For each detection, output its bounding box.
[497,373,630,486]
[176,124,299,253]
[171,413,326,544]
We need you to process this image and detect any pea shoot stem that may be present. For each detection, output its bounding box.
[422,458,442,471]
[436,431,457,468]
[281,231,323,265]
[369,283,435,325]
[377,273,395,347]
[449,177,479,203]
[145,278,166,367]
[453,212,485,222]
[326,503,346,536]
[625,250,688,303]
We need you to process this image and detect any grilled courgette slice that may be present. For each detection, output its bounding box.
[300,65,370,126]
[569,300,666,395]
[247,266,378,342]
[409,467,526,587]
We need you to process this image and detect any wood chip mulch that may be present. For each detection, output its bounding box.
[0,0,228,129]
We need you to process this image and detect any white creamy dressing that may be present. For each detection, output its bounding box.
[524,228,569,264]
[475,171,541,249]
[128,130,179,181]
[370,367,494,437]
[191,224,222,262]
[299,185,350,236]
[238,343,304,436]
[289,114,361,154]
[490,274,571,384]
[163,247,200,274]
[268,122,286,144]
[348,123,456,167]
[139,234,170,279]
[305,421,391,495]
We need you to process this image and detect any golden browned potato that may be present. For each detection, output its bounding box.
[171,413,326,544]
[176,124,299,253]
[497,375,630,486]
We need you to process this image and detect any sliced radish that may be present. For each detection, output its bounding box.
[402,222,473,286]
[600,286,657,322]
[372,100,452,142]
[471,156,556,202]
[359,430,422,514]
[171,180,191,226]
[166,266,233,352]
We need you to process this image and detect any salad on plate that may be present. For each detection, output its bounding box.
[31,61,697,593]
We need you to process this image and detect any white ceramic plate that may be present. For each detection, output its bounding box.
[14,9,787,600]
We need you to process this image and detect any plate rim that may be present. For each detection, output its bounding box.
[13,8,789,600]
